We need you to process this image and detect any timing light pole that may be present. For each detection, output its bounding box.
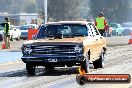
[44,0,47,23]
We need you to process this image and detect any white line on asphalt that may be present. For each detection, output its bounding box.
[0,60,22,66]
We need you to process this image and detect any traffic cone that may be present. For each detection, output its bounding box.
[128,32,132,44]
[2,41,6,49]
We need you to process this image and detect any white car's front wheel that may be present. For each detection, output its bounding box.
[10,36,13,41]
[16,36,20,41]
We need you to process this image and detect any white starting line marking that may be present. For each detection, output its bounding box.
[0,60,22,66]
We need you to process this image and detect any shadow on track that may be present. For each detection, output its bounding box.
[0,67,79,77]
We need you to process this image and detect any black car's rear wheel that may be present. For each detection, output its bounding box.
[93,52,104,69]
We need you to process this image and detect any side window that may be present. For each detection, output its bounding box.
[37,25,45,39]
[90,24,100,36]
[87,24,93,37]
[93,24,100,35]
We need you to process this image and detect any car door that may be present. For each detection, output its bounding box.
[94,24,105,56]
[86,23,97,62]
[89,23,103,60]
[13,28,18,38]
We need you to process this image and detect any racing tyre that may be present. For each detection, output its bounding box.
[93,52,104,69]
[26,63,35,75]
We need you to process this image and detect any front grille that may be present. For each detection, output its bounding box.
[31,45,81,55]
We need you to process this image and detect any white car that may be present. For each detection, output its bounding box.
[10,25,21,41]
[0,25,21,41]
[20,24,38,39]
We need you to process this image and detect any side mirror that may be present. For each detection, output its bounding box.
[32,35,37,40]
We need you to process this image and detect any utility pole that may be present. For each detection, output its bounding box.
[44,0,47,23]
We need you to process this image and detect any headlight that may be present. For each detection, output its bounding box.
[74,45,83,53]
[22,45,32,55]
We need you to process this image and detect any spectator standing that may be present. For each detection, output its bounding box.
[3,17,10,49]
[95,12,108,36]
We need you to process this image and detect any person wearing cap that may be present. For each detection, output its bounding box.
[0,17,10,49]
[95,12,108,36]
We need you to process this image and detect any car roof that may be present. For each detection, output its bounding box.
[45,21,91,25]
[121,22,132,24]
[111,23,119,24]
[111,23,121,26]
[21,24,38,26]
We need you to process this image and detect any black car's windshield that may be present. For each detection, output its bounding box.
[37,24,88,39]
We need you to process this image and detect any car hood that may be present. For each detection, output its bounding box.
[23,37,87,45]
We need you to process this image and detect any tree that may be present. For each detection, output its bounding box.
[89,0,130,23]
[47,0,83,21]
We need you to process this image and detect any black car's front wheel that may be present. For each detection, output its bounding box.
[26,63,35,75]
[93,52,104,69]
